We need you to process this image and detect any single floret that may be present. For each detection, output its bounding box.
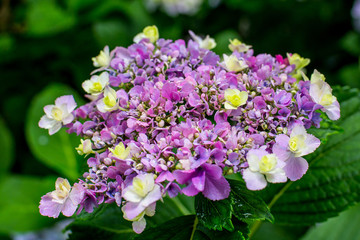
[39,178,84,218]
[243,149,287,190]
[39,95,77,135]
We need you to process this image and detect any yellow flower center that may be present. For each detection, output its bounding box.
[91,82,103,92]
[320,94,335,106]
[51,107,63,121]
[110,143,130,159]
[259,154,277,173]
[132,178,147,198]
[224,88,248,109]
[289,135,305,154]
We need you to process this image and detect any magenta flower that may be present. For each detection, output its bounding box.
[39,178,84,218]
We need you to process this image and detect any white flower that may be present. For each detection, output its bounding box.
[243,149,287,190]
[308,70,340,120]
[122,173,162,234]
[222,54,248,72]
[82,72,109,95]
[75,139,94,155]
[92,46,110,68]
[133,25,159,43]
[189,30,216,50]
[96,86,118,113]
[39,95,77,135]
[228,39,252,52]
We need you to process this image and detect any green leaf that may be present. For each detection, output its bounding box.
[67,204,135,240]
[137,215,249,240]
[25,83,84,180]
[195,194,234,231]
[260,86,360,225]
[26,0,76,36]
[301,203,360,240]
[135,215,197,240]
[197,217,250,240]
[0,175,56,233]
[150,194,195,225]
[229,179,274,223]
[0,117,14,177]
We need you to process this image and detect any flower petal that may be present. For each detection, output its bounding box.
[242,168,267,190]
[283,157,309,181]
[202,175,230,200]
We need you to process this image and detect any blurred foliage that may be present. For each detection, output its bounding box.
[301,203,360,240]
[1,0,360,238]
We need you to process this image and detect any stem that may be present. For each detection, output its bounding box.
[190,216,198,240]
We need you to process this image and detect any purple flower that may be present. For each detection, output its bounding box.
[173,163,230,200]
[39,178,84,218]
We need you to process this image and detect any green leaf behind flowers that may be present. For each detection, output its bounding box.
[67,204,136,240]
[259,86,360,225]
[135,215,249,240]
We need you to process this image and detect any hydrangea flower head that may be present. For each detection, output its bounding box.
[38,26,340,234]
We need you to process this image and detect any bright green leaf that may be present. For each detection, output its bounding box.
[0,117,14,177]
[195,194,234,231]
[25,83,84,180]
[0,175,56,233]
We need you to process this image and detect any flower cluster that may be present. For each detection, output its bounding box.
[39,26,340,233]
